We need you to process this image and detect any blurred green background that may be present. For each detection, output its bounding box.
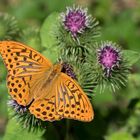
[0,0,140,140]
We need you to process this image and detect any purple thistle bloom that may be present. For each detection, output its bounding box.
[97,42,121,77]
[61,6,92,37]
[61,62,77,80]
[8,99,27,114]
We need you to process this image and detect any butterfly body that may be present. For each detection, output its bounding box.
[43,63,62,86]
[31,64,62,100]
[0,41,94,122]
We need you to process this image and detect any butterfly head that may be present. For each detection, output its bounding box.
[53,63,63,73]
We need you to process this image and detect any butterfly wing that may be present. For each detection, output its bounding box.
[0,41,52,106]
[7,73,46,106]
[29,73,94,122]
[0,41,52,77]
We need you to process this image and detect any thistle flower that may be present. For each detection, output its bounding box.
[61,62,77,80]
[8,99,27,114]
[61,5,92,37]
[8,98,46,131]
[97,42,121,77]
[57,5,99,61]
[86,41,130,92]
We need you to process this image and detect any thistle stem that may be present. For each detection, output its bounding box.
[65,120,70,140]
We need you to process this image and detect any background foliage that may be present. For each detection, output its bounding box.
[0,0,140,140]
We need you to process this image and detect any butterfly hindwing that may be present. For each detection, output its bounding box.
[29,73,94,122]
[29,96,62,121]
[7,74,33,105]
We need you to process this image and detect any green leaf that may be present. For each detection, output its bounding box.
[40,12,60,62]
[122,50,140,66]
[40,12,59,48]
[42,49,58,63]
[3,118,44,140]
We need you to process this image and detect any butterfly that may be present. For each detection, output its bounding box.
[0,41,94,122]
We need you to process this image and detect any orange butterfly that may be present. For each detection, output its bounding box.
[0,41,94,122]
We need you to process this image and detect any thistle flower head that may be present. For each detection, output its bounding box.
[86,41,130,92]
[61,62,77,80]
[97,42,121,77]
[8,98,47,131]
[8,99,27,114]
[61,5,92,37]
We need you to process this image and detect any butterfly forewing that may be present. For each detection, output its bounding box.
[0,41,52,77]
[0,41,52,106]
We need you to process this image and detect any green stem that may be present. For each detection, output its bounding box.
[65,120,70,140]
